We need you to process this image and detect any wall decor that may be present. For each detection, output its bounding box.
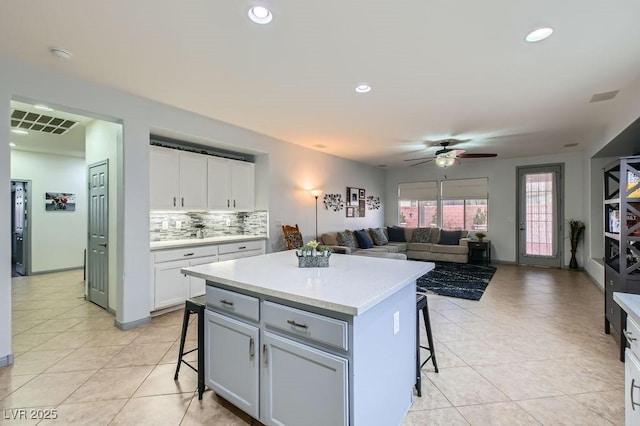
[323,194,344,212]
[347,187,360,206]
[45,192,76,212]
[346,207,354,217]
[366,196,381,210]
[346,187,366,217]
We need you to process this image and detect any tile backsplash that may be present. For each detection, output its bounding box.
[150,211,268,241]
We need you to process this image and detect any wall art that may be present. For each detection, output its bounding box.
[45,192,76,212]
[346,187,365,217]
[366,196,381,210]
[323,193,344,211]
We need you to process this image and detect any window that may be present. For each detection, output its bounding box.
[441,178,488,231]
[398,178,488,231]
[398,182,438,227]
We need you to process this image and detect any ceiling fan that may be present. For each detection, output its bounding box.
[404,139,497,167]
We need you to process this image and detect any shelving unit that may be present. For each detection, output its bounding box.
[604,155,640,361]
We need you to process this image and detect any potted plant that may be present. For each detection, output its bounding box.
[568,219,585,269]
[475,232,486,242]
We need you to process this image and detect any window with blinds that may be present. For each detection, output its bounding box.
[441,178,488,231]
[398,182,438,227]
[397,178,489,230]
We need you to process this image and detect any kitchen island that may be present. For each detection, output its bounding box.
[182,251,432,426]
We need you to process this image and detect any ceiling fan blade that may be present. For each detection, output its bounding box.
[409,159,434,167]
[404,156,434,162]
[458,153,497,158]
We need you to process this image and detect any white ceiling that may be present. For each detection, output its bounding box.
[2,1,640,167]
[9,101,92,158]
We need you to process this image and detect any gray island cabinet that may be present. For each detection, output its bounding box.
[182,251,432,426]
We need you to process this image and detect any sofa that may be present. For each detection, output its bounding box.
[320,226,469,263]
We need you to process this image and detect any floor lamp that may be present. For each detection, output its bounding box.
[310,189,323,239]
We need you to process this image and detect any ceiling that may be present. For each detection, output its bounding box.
[2,1,640,167]
[9,101,92,158]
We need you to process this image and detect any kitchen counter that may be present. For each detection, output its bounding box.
[184,250,433,425]
[150,235,266,250]
[614,292,640,325]
[182,250,432,316]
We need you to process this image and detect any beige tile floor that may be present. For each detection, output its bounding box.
[1,266,625,425]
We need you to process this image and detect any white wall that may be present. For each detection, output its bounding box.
[86,120,122,311]
[10,150,87,272]
[0,57,386,361]
[385,152,585,266]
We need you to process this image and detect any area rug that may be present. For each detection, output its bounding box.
[416,262,497,301]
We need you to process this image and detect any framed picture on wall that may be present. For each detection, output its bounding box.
[45,192,76,212]
[346,207,354,217]
[347,187,359,206]
[359,189,365,199]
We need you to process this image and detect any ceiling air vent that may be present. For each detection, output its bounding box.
[589,90,619,103]
[10,109,78,135]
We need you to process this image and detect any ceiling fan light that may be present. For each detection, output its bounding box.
[435,156,455,168]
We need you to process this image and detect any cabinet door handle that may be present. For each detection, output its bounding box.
[181,197,184,207]
[249,338,255,361]
[263,344,268,367]
[625,330,638,342]
[220,299,234,308]
[234,200,236,208]
[287,319,308,329]
[183,253,194,257]
[632,378,640,410]
[227,199,230,208]
[173,197,176,207]
[238,246,246,250]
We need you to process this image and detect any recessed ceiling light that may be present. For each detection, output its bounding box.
[355,83,372,93]
[50,47,72,60]
[34,104,53,112]
[9,142,16,147]
[525,27,554,43]
[248,6,273,24]
[11,129,28,135]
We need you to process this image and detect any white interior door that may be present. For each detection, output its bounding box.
[87,161,109,309]
[517,165,563,267]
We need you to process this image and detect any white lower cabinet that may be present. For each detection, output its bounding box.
[261,331,348,426]
[154,260,190,309]
[204,288,349,425]
[188,255,218,297]
[152,245,219,311]
[205,310,259,418]
[626,350,640,426]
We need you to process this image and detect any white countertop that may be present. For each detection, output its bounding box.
[181,251,433,316]
[150,235,267,250]
[614,292,640,325]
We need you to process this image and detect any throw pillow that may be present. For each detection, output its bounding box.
[286,232,303,249]
[387,226,406,242]
[369,228,388,246]
[354,229,374,249]
[411,228,432,243]
[439,230,462,245]
[337,231,357,251]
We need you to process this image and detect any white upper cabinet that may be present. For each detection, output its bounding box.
[149,146,207,210]
[178,151,207,209]
[207,157,232,210]
[150,146,181,209]
[208,157,255,211]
